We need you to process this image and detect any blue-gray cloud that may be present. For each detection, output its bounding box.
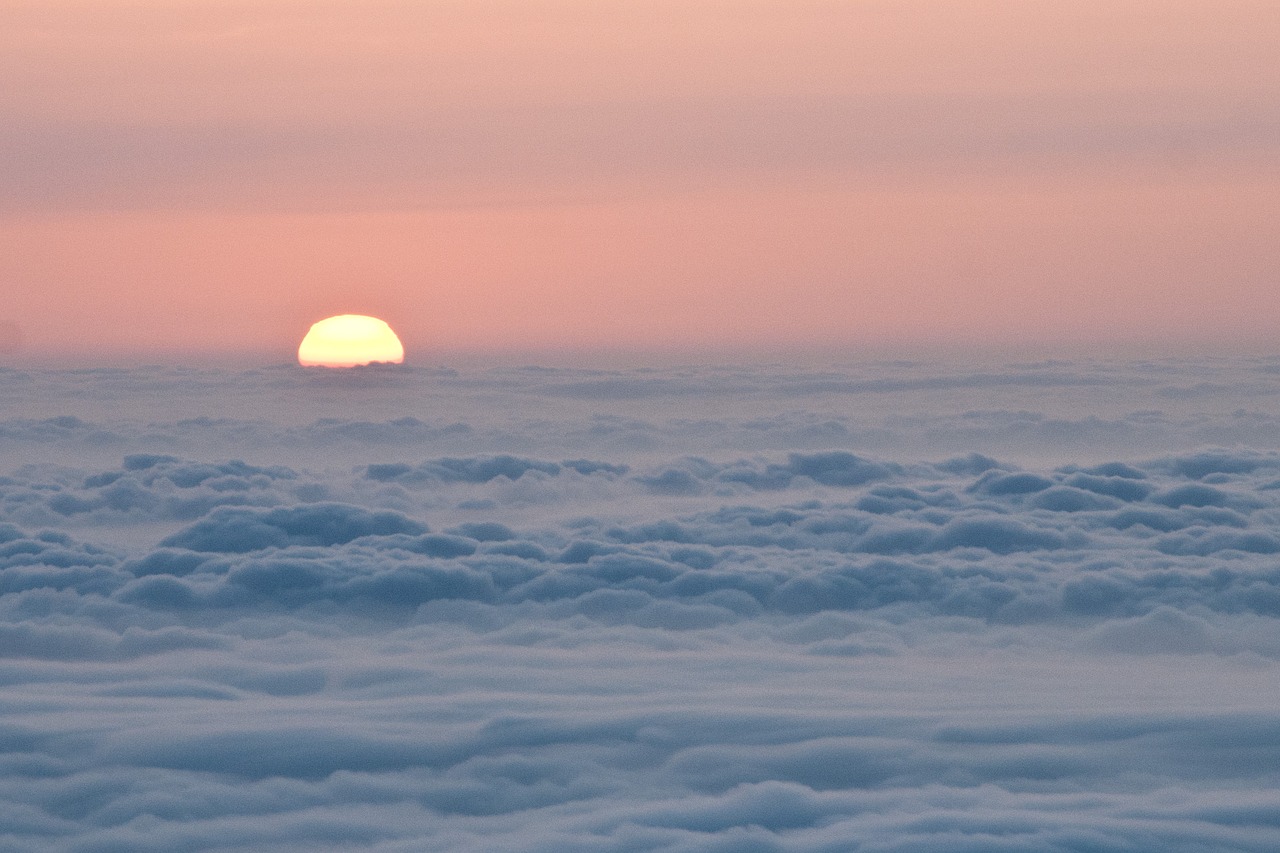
[5,360,1280,850]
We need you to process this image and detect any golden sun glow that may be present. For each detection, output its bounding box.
[298,315,405,368]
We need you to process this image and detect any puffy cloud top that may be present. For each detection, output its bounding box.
[160,503,428,552]
[5,360,1280,851]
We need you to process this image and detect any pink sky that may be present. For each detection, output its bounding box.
[2,0,1278,361]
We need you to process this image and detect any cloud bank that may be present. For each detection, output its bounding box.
[3,359,1280,850]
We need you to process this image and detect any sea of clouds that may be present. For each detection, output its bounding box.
[3,356,1280,851]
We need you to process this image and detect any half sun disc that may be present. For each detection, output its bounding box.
[298,315,405,368]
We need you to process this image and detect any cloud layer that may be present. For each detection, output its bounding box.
[8,356,1280,468]
[3,360,1280,850]
[5,1,1277,213]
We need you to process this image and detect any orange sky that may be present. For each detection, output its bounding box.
[2,0,1278,360]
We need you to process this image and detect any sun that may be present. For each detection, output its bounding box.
[297,315,405,368]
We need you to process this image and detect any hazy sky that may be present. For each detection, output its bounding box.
[3,0,1278,360]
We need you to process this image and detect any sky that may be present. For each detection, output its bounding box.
[3,0,1279,359]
